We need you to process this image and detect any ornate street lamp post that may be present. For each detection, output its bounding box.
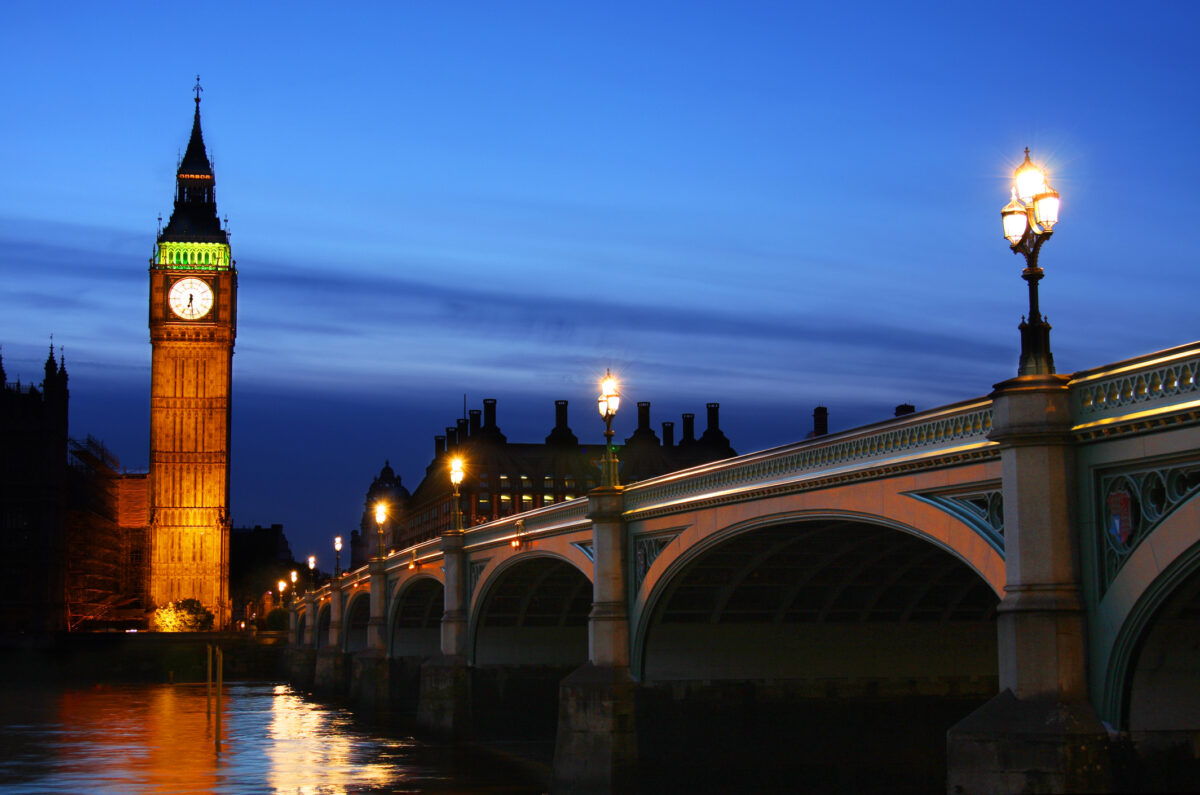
[1001,148,1062,376]
[289,569,297,601]
[334,535,342,577]
[374,503,387,560]
[277,579,287,608]
[450,456,464,532]
[307,555,316,590]
[597,369,622,488]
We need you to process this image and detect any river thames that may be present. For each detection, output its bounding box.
[0,681,544,794]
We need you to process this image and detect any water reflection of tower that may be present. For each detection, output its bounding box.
[51,685,221,790]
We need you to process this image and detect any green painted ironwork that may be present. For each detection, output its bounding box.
[1098,460,1200,595]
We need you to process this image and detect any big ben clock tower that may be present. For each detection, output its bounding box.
[148,80,236,626]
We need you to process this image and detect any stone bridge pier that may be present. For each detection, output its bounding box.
[946,375,1111,792]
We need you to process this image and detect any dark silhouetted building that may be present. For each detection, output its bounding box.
[230,523,298,626]
[0,346,69,632]
[360,397,736,554]
[353,461,411,568]
[1,346,149,633]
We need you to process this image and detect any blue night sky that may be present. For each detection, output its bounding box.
[2,2,1198,563]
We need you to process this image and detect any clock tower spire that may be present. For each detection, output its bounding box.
[147,79,237,627]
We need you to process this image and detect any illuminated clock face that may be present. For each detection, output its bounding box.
[168,277,214,320]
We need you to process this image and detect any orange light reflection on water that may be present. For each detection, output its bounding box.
[50,684,223,793]
[0,682,437,794]
[265,684,407,793]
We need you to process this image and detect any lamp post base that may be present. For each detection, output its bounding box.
[1018,316,1055,376]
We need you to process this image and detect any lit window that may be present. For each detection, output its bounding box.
[544,493,554,504]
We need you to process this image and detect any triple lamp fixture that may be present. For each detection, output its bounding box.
[1000,148,1062,376]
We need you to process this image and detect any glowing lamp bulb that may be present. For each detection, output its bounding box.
[334,536,342,552]
[598,370,621,418]
[1033,186,1060,230]
[1014,148,1047,205]
[1001,188,1028,245]
[375,503,386,526]
[307,555,316,571]
[290,570,297,584]
[450,457,464,487]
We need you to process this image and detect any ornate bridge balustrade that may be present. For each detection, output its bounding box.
[286,341,1200,793]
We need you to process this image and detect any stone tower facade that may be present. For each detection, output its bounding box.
[147,83,237,626]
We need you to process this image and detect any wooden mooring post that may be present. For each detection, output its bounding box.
[215,646,223,752]
[206,644,212,716]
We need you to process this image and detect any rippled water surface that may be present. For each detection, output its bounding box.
[0,682,542,794]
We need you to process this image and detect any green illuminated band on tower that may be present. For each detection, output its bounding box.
[156,241,232,269]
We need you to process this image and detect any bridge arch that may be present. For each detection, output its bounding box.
[388,574,444,658]
[314,603,331,648]
[1096,493,1200,728]
[468,551,592,742]
[631,510,1001,791]
[632,507,1004,677]
[468,551,592,666]
[342,591,371,654]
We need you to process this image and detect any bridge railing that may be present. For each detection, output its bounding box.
[1070,341,1200,432]
[305,395,1002,607]
[622,396,997,517]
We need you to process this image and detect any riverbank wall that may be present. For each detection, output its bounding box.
[0,631,287,683]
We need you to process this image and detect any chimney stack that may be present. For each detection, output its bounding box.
[446,426,458,448]
[545,399,578,446]
[469,409,481,436]
[813,406,829,437]
[456,418,469,443]
[638,401,651,430]
[894,404,915,417]
[483,398,497,428]
[662,421,675,448]
[682,413,696,442]
[434,435,446,457]
[706,402,720,431]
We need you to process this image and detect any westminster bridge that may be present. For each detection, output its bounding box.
[286,342,1200,793]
